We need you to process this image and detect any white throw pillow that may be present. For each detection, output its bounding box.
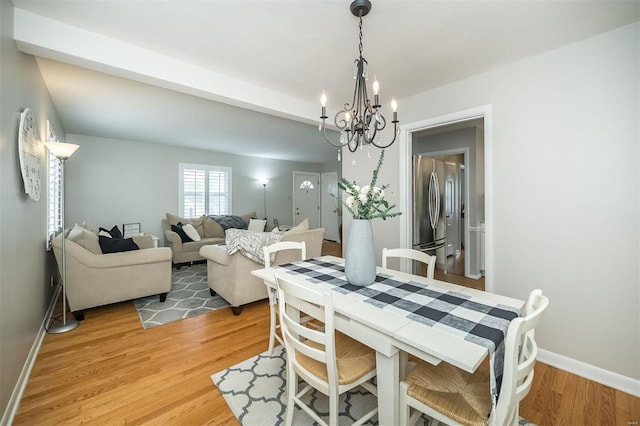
[286,218,309,234]
[182,223,201,241]
[68,223,102,254]
[248,218,267,232]
[98,230,112,238]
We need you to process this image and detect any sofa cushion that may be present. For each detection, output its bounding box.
[182,223,201,241]
[67,224,102,254]
[99,225,123,239]
[241,212,256,224]
[171,222,193,243]
[131,235,154,249]
[99,236,139,254]
[248,218,267,232]
[166,213,204,237]
[286,218,309,234]
[203,215,225,238]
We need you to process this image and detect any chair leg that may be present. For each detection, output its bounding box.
[328,389,340,426]
[399,381,410,426]
[231,306,242,316]
[209,288,216,297]
[268,290,277,355]
[284,363,296,426]
[73,311,85,321]
[159,292,168,303]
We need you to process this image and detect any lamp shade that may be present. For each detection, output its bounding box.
[44,142,79,159]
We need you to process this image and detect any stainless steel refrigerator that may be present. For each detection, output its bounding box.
[412,155,446,276]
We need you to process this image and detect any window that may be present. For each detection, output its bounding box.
[46,121,62,250]
[179,163,231,217]
[300,180,315,190]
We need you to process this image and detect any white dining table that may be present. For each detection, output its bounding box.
[251,255,524,426]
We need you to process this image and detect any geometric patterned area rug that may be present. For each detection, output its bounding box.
[211,346,536,426]
[134,263,229,328]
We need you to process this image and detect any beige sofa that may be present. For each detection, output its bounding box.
[200,227,324,315]
[52,233,172,320]
[162,212,255,267]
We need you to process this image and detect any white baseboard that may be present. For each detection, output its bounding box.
[538,348,640,397]
[1,285,60,426]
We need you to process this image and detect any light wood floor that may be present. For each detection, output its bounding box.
[14,242,639,425]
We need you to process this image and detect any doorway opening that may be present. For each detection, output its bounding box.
[400,106,492,292]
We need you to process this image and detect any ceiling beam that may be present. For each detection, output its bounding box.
[13,8,320,126]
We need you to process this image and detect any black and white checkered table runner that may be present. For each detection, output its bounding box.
[275,257,520,399]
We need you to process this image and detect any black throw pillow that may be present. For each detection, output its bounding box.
[99,225,123,239]
[171,222,193,243]
[99,236,139,254]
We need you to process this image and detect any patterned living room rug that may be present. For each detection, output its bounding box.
[211,346,536,426]
[134,263,229,328]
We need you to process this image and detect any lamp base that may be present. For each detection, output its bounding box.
[47,317,79,334]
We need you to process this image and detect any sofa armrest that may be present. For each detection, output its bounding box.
[164,229,182,249]
[200,244,230,266]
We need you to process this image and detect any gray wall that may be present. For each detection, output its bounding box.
[64,135,324,240]
[0,1,66,419]
[344,23,639,380]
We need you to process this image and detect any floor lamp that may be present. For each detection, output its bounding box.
[45,142,80,334]
[259,178,269,219]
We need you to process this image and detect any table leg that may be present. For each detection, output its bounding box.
[376,350,400,426]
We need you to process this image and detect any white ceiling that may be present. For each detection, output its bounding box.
[12,0,640,164]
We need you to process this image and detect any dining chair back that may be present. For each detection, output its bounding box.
[264,241,306,268]
[263,241,306,354]
[399,289,549,426]
[275,273,378,426]
[382,247,437,279]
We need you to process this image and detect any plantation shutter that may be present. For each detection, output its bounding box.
[179,164,231,218]
[46,122,62,250]
[208,170,227,215]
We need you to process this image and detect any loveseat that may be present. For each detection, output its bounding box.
[199,227,324,315]
[52,227,172,320]
[162,212,255,267]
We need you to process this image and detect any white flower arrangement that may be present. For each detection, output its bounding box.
[338,150,402,220]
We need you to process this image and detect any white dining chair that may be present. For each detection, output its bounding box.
[382,247,437,279]
[399,289,549,426]
[263,241,306,354]
[275,273,378,426]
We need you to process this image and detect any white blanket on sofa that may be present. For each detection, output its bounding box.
[225,229,283,265]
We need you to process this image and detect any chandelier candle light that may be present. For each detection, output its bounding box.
[319,0,399,162]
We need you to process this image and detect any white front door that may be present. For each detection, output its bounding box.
[321,172,340,242]
[293,172,320,229]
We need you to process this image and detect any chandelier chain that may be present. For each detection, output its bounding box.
[358,15,364,58]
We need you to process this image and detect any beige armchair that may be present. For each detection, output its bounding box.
[52,233,173,320]
[199,228,324,315]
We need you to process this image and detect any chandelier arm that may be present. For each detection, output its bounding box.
[334,110,350,130]
[321,123,349,148]
[369,121,399,149]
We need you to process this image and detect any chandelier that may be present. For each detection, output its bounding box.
[319,0,399,162]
